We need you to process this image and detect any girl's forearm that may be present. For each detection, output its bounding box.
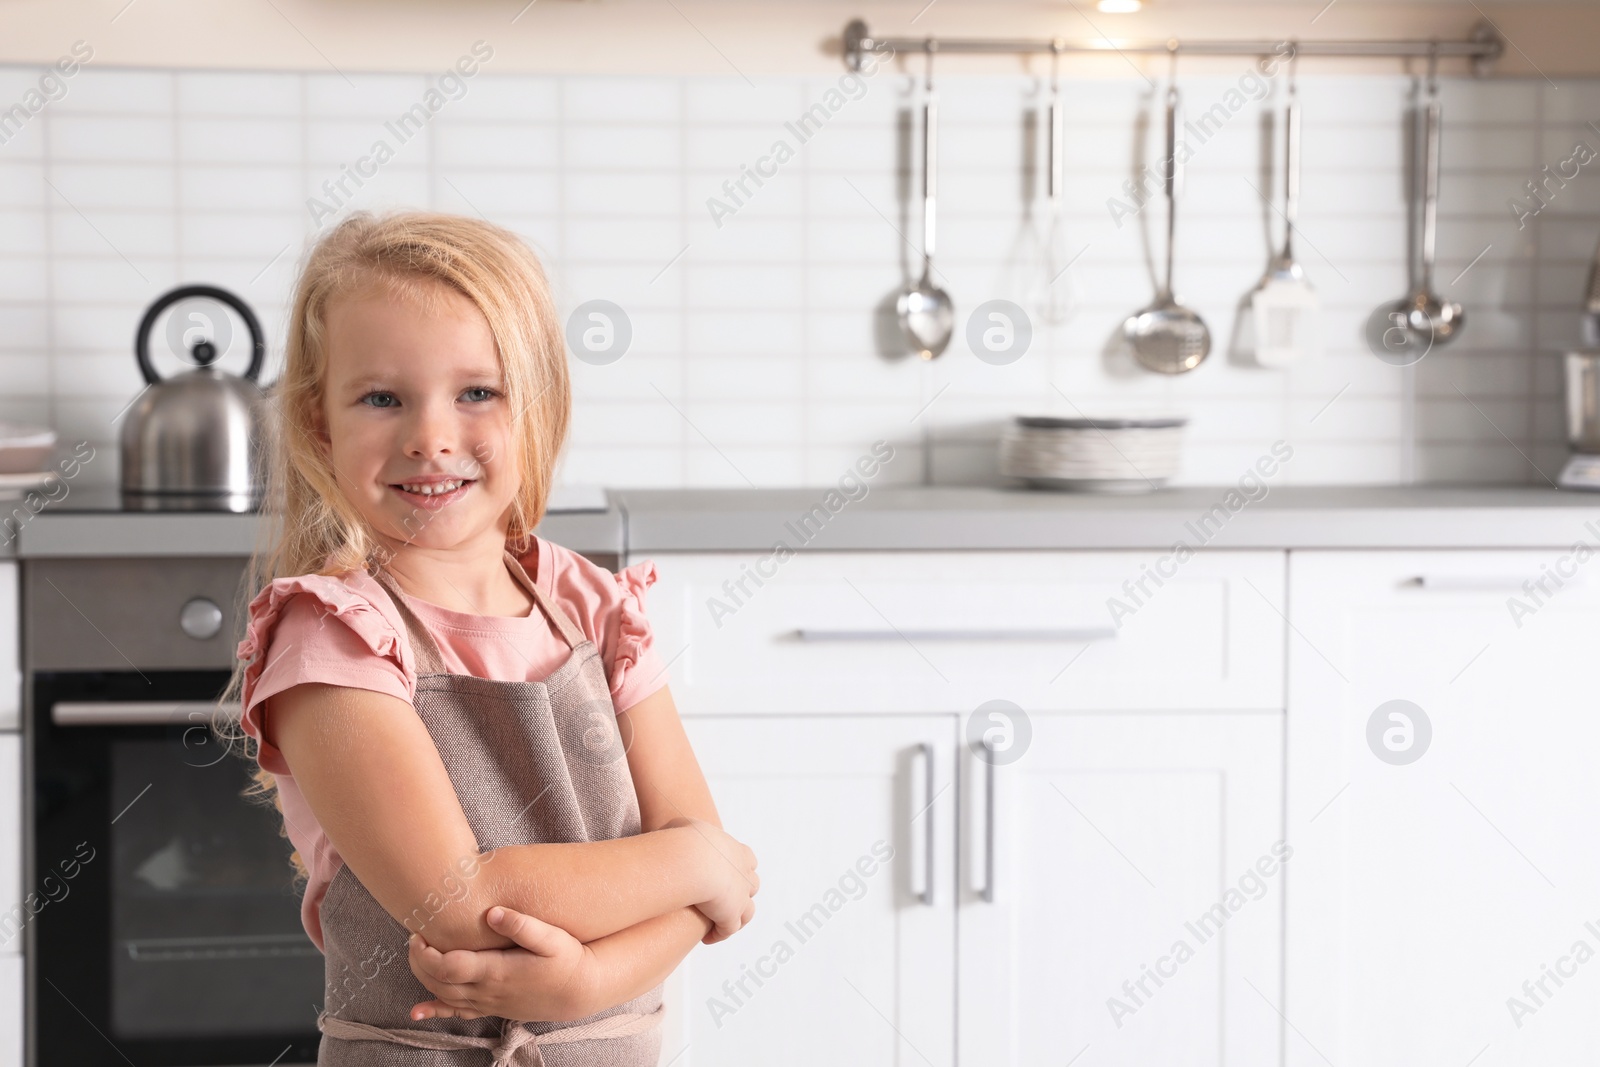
[575,905,715,1017]
[431,828,711,950]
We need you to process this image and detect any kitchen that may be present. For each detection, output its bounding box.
[2,0,1600,1064]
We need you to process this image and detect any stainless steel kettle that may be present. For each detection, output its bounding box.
[121,285,268,512]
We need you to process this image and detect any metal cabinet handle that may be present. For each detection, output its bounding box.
[1407,575,1559,592]
[52,701,241,726]
[981,738,996,903]
[797,628,1118,642]
[912,742,935,906]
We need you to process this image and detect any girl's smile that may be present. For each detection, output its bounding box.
[390,477,476,509]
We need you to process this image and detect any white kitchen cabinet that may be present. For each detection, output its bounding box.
[0,562,16,731]
[644,551,1285,714]
[0,953,17,1067]
[661,714,957,1067]
[0,735,19,956]
[639,548,1290,1066]
[959,711,1285,1067]
[1286,551,1600,1066]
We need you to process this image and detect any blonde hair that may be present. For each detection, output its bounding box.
[217,209,571,881]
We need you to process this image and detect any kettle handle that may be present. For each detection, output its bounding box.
[134,284,265,386]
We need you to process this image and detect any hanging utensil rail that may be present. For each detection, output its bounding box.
[842,19,1504,76]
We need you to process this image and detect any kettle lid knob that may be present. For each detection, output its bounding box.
[190,339,218,367]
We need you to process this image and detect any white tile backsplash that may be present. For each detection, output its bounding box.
[431,121,558,168]
[3,65,1594,487]
[175,71,301,116]
[51,69,173,115]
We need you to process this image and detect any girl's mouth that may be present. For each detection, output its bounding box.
[390,479,475,509]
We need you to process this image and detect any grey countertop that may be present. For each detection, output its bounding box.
[8,490,625,559]
[7,485,1600,560]
[613,485,1600,552]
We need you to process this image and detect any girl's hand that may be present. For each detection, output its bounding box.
[407,906,592,1023]
[701,895,757,947]
[661,816,760,945]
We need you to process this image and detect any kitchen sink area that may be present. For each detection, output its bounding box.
[3,1,1600,1064]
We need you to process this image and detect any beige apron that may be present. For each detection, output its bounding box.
[313,548,665,1066]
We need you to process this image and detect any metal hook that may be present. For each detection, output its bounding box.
[1287,39,1299,98]
[924,37,937,92]
[1426,40,1439,96]
[1050,37,1062,90]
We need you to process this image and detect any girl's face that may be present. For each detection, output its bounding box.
[314,278,521,553]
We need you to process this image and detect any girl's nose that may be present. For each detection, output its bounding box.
[403,397,463,459]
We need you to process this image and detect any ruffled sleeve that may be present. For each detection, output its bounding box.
[608,558,670,713]
[234,574,415,776]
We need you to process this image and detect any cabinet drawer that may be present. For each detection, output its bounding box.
[640,551,1285,712]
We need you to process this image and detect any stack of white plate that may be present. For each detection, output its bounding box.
[0,422,55,473]
[0,423,58,499]
[1000,414,1188,493]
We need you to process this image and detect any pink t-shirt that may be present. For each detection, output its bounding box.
[233,536,669,951]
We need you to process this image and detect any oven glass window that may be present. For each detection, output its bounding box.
[109,737,321,1038]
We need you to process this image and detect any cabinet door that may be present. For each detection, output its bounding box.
[0,954,17,1067]
[660,715,957,1067]
[1287,551,1600,1066]
[0,734,18,955]
[959,711,1285,1067]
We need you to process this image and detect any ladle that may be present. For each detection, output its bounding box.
[1125,50,1211,374]
[1381,45,1465,352]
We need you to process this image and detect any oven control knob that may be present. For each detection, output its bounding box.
[179,597,224,640]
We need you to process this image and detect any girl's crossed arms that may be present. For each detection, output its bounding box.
[266,677,759,1024]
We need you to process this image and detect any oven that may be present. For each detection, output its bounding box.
[24,555,320,1066]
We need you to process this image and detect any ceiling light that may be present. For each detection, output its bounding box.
[1097,0,1142,12]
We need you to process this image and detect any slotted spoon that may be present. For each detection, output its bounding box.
[1251,60,1321,367]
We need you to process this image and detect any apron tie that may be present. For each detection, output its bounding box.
[317,1001,664,1066]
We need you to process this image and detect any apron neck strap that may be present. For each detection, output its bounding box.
[501,547,589,650]
[367,566,450,675]
[368,546,591,676]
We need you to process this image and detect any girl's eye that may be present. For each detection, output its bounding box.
[357,388,501,408]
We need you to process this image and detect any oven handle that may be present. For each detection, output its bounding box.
[51,701,243,726]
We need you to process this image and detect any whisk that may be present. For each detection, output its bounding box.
[1033,41,1076,325]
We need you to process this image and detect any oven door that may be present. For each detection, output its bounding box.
[30,669,321,1066]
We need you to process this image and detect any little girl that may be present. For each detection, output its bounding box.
[222,209,759,1065]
